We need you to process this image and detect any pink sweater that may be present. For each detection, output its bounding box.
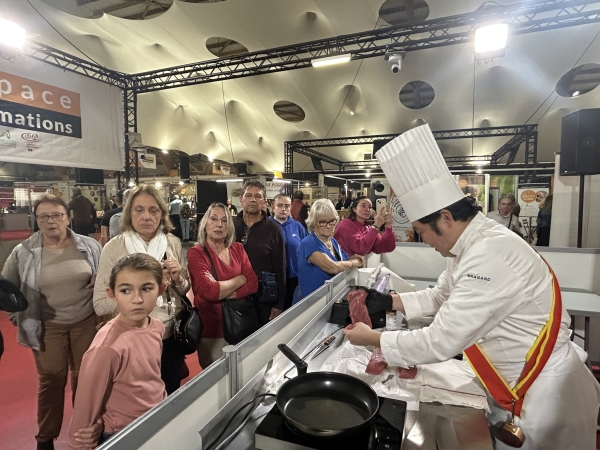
[68,318,166,449]
[334,218,396,256]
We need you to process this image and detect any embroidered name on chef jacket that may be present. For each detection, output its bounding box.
[466,274,491,281]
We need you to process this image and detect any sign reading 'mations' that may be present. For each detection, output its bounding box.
[0,71,82,138]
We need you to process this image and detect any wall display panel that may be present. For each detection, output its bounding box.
[0,57,124,171]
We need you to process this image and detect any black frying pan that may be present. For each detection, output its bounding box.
[277,344,379,438]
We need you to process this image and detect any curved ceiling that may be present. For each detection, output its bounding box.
[3,0,600,174]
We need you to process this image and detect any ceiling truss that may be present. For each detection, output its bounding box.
[20,1,592,182]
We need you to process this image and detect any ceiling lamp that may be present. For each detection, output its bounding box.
[474,24,508,54]
[0,18,25,50]
[216,178,243,183]
[311,53,351,68]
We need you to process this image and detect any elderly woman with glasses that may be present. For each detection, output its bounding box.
[93,185,189,395]
[187,202,258,368]
[2,194,102,450]
[295,199,365,304]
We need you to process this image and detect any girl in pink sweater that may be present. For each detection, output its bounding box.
[68,254,167,449]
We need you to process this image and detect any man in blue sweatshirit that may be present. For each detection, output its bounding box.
[269,193,307,310]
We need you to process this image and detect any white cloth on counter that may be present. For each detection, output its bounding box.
[320,338,488,411]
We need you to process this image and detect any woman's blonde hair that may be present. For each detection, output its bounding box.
[120,184,173,234]
[305,199,339,233]
[196,203,235,248]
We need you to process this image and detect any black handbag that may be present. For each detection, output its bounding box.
[256,271,278,305]
[165,286,202,355]
[203,247,260,345]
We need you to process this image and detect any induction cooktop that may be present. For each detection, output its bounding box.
[254,396,406,450]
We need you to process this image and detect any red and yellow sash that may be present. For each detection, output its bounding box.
[463,261,562,417]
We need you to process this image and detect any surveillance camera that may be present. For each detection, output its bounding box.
[140,155,146,160]
[384,51,405,74]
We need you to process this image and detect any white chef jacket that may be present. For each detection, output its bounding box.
[380,213,600,449]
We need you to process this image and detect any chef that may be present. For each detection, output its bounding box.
[344,124,600,449]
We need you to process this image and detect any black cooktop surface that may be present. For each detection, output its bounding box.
[255,396,406,450]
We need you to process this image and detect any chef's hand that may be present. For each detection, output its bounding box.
[350,287,393,314]
[344,323,382,347]
[74,417,103,448]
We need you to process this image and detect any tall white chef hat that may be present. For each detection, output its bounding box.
[376,123,464,222]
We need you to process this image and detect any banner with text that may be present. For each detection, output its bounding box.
[0,57,124,170]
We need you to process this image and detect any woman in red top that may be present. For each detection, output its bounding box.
[187,202,258,368]
[334,196,395,257]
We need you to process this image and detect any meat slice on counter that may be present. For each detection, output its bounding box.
[397,366,418,379]
[365,347,388,375]
[347,289,372,328]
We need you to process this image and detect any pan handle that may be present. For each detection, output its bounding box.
[278,344,308,376]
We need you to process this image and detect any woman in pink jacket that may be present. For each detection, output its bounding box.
[334,196,395,256]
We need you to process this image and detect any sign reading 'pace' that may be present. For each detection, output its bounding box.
[0,71,82,138]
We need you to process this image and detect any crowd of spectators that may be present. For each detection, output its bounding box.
[1,179,398,450]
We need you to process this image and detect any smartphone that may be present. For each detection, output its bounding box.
[376,197,387,211]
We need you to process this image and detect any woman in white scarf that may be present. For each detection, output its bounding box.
[93,185,190,395]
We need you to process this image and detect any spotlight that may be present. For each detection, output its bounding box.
[474,24,508,60]
[162,149,169,154]
[0,18,25,50]
[311,53,351,68]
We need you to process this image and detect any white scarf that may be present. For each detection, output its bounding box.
[123,229,169,307]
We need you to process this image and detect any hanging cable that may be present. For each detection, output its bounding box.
[526,26,600,125]
[221,81,236,163]
[26,0,103,66]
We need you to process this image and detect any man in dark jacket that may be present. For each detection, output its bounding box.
[0,276,29,360]
[233,180,286,325]
[67,187,96,236]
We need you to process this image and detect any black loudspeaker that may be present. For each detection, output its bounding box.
[311,157,324,171]
[75,168,104,184]
[373,139,391,157]
[196,180,227,216]
[560,109,600,176]
[180,155,190,179]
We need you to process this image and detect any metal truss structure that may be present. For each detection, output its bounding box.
[20,0,596,180]
[131,0,600,92]
[284,125,539,180]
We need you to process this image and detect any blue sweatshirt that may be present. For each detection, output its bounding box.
[269,216,307,279]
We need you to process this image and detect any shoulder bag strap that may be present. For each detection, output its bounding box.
[202,246,219,281]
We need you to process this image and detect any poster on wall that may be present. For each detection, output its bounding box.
[455,174,489,214]
[390,187,415,242]
[0,57,124,171]
[265,181,290,199]
[518,186,549,217]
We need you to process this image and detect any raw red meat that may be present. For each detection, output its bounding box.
[365,347,388,375]
[397,366,418,379]
[347,289,372,328]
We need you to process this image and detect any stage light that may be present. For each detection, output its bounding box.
[311,53,351,68]
[475,24,508,54]
[0,18,25,50]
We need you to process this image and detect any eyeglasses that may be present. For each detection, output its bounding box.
[317,219,338,227]
[36,213,65,223]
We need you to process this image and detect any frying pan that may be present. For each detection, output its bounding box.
[277,344,379,438]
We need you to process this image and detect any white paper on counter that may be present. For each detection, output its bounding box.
[321,338,488,411]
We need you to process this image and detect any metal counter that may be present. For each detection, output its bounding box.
[201,290,493,450]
